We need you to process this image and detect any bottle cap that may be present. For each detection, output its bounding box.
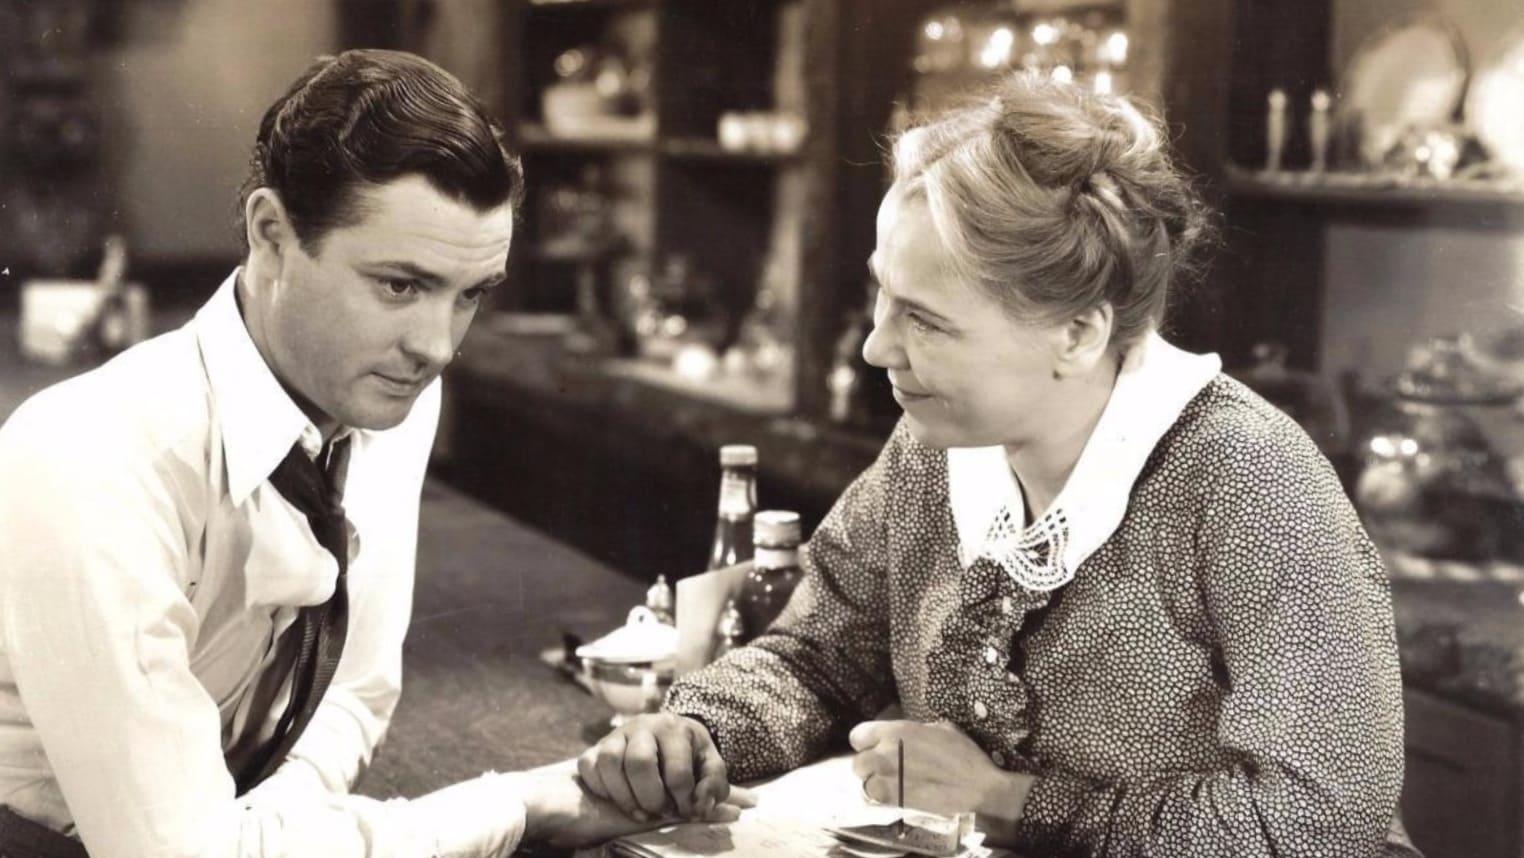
[719,444,758,467]
[754,510,802,548]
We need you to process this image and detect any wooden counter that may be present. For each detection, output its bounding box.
[443,323,887,581]
[358,479,646,796]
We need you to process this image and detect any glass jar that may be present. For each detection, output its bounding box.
[738,510,803,642]
[1353,335,1523,561]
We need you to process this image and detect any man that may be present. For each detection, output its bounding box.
[0,50,736,858]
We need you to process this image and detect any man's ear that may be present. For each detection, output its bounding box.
[244,188,296,268]
[1052,302,1114,379]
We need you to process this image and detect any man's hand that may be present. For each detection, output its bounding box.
[577,713,751,822]
[518,768,742,849]
[849,720,1034,844]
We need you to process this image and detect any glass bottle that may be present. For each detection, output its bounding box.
[737,510,803,643]
[707,444,757,571]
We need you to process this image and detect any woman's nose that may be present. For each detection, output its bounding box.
[861,316,902,369]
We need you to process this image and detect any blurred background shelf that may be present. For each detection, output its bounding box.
[601,358,793,415]
[517,123,656,153]
[526,0,657,11]
[659,137,801,165]
[1226,166,1524,220]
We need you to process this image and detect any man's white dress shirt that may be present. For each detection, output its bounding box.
[0,272,526,858]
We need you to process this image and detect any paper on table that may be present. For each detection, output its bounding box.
[607,755,1016,858]
[674,562,750,675]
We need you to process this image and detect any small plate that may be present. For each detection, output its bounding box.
[1341,18,1468,167]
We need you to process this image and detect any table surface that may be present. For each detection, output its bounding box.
[356,479,646,798]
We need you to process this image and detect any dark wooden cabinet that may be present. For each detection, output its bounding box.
[1402,687,1524,858]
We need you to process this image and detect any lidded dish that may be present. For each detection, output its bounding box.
[576,606,678,727]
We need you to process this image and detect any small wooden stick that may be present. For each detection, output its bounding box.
[898,738,905,810]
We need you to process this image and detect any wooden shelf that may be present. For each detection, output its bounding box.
[660,137,801,165]
[518,123,655,154]
[1225,166,1524,214]
[1385,549,1524,584]
[526,0,655,10]
[601,358,795,416]
[527,234,625,263]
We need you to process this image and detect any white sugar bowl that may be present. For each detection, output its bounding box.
[576,607,678,726]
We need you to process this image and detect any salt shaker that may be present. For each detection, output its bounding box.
[711,598,744,660]
[645,574,674,625]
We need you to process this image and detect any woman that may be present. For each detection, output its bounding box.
[580,74,1415,857]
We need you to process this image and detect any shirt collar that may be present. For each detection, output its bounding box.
[946,331,1222,589]
[194,269,353,505]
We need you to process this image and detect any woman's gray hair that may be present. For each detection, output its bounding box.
[890,72,1213,351]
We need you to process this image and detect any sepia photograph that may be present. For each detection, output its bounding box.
[0,0,1522,855]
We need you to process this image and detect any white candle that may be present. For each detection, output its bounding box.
[1266,88,1288,173]
[1309,89,1332,173]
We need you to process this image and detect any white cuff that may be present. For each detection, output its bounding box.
[403,771,527,858]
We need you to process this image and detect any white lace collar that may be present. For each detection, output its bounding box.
[946,332,1221,591]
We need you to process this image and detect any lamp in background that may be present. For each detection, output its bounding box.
[908,1,1131,115]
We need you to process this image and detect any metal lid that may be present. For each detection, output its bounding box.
[754,510,801,547]
[719,444,758,467]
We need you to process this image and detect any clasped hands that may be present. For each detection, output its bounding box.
[567,713,1035,846]
[522,714,753,849]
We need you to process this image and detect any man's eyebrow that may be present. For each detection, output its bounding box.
[369,260,505,291]
[368,260,446,286]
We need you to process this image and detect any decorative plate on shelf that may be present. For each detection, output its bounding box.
[1467,28,1524,175]
[1340,18,1468,168]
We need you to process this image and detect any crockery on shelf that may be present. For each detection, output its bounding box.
[1340,18,1467,168]
[1467,27,1524,175]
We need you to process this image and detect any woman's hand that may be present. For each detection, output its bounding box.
[577,713,756,822]
[849,719,1035,843]
[518,768,742,849]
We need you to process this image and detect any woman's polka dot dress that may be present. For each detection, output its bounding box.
[667,376,1415,857]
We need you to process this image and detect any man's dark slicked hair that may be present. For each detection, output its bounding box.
[238,49,524,253]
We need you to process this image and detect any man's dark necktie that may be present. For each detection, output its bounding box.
[229,435,353,795]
